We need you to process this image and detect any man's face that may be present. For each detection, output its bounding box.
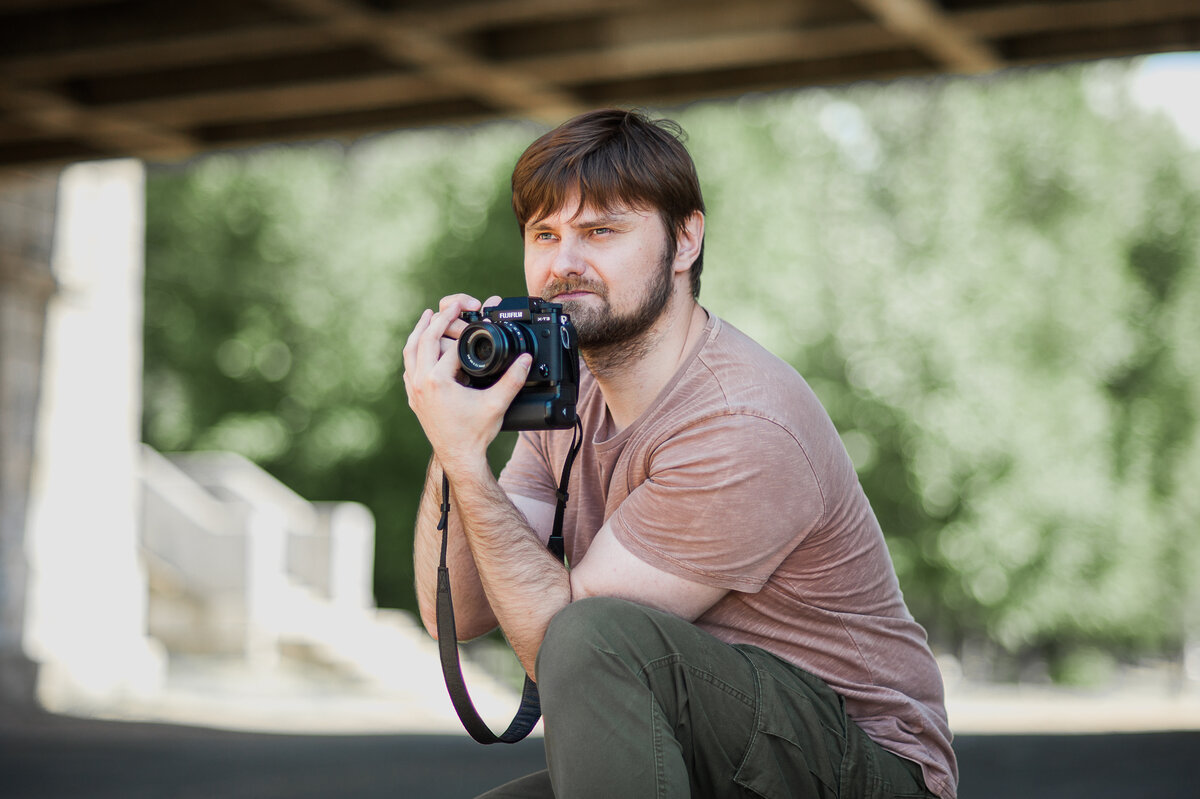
[523,195,675,349]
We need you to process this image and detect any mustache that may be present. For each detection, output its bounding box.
[541,278,608,300]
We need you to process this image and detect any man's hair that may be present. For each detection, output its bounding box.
[512,108,706,298]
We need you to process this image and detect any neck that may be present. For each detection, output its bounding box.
[583,292,706,432]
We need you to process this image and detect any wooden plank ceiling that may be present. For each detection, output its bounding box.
[1,0,1197,170]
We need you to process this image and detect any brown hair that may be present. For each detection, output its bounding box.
[511,108,706,297]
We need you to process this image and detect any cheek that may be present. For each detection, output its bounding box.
[523,253,545,294]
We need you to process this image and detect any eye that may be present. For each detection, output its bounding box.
[533,231,556,242]
[591,227,614,236]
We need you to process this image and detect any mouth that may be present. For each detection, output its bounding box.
[546,286,599,303]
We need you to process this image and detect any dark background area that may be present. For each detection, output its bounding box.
[3,708,1199,799]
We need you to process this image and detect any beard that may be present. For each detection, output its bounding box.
[540,250,674,375]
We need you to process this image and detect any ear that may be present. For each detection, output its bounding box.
[672,211,705,275]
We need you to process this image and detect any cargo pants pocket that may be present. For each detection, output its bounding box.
[732,651,842,799]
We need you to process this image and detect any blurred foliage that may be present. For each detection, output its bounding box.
[144,61,1200,679]
[144,125,536,608]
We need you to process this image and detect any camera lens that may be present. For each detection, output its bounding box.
[458,321,535,384]
[469,335,494,364]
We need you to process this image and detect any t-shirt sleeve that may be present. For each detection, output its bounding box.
[609,413,826,592]
[498,430,559,505]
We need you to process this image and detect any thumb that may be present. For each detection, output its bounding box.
[495,353,533,399]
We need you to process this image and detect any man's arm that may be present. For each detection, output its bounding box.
[404,296,569,677]
[412,456,497,641]
[436,460,726,681]
[413,454,559,642]
[408,293,519,641]
[442,460,571,678]
[568,523,728,622]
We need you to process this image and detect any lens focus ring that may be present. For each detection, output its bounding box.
[458,321,534,381]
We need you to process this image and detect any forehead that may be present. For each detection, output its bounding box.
[527,192,654,228]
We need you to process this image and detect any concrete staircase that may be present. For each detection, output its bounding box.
[136,446,526,734]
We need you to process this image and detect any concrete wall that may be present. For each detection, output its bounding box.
[2,160,385,717]
[1,160,166,710]
[25,159,165,709]
[0,168,59,705]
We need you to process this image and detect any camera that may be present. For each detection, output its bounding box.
[458,297,579,430]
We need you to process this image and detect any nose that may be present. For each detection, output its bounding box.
[549,236,586,279]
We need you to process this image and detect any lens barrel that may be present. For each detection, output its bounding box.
[458,321,535,384]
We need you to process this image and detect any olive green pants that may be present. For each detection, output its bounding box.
[477,597,937,799]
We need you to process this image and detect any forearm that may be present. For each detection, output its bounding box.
[413,457,498,640]
[403,295,561,673]
[448,458,571,680]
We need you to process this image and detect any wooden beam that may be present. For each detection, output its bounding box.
[575,47,939,107]
[0,5,635,83]
[6,0,1192,86]
[77,19,902,130]
[957,0,1200,39]
[508,23,903,84]
[0,80,196,159]
[0,0,114,12]
[373,26,585,122]
[263,0,589,123]
[852,0,1004,72]
[0,22,351,82]
[6,1,1191,108]
[105,73,447,128]
[194,97,494,145]
[393,0,647,36]
[993,18,1200,65]
[3,0,1199,169]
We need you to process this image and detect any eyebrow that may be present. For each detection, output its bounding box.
[527,210,633,232]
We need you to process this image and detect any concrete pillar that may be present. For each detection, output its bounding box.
[0,168,58,705]
[22,159,165,710]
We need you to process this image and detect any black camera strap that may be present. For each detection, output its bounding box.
[435,419,583,744]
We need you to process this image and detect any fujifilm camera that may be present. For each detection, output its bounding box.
[458,297,579,431]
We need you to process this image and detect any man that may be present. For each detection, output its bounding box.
[403,108,957,799]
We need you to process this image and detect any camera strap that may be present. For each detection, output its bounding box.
[435,419,583,744]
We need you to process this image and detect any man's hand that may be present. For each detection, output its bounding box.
[402,294,529,472]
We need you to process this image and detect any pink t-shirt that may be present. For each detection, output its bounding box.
[499,314,957,799]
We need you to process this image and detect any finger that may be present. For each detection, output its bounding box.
[403,308,432,350]
[444,315,470,340]
[452,296,503,336]
[440,294,484,340]
[435,302,470,341]
[410,306,460,374]
[438,293,481,314]
[402,308,434,369]
[451,295,501,341]
[431,339,467,381]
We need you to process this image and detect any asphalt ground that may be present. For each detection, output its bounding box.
[3,705,1199,799]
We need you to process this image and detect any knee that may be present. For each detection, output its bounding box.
[536,597,653,689]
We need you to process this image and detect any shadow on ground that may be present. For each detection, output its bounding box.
[3,705,1198,798]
